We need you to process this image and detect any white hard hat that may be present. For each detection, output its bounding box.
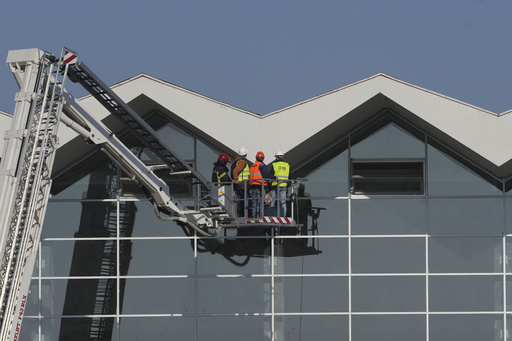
[238,147,248,156]
[274,150,284,157]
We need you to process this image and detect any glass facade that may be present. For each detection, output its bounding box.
[20,113,512,340]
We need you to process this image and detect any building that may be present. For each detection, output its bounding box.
[2,70,512,340]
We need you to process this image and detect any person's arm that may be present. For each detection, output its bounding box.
[260,163,270,179]
[233,160,245,183]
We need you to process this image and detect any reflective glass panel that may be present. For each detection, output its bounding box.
[300,151,348,197]
[352,237,425,273]
[43,200,118,238]
[307,199,348,235]
[197,237,270,275]
[41,317,117,341]
[351,276,425,312]
[130,200,189,237]
[25,281,38,316]
[125,239,194,276]
[507,237,512,272]
[506,198,512,234]
[119,317,194,340]
[352,315,426,341]
[429,275,502,311]
[122,278,194,314]
[429,314,503,341]
[351,198,425,235]
[197,277,270,314]
[507,276,512,310]
[18,318,38,341]
[51,152,116,200]
[427,145,501,196]
[351,123,425,159]
[197,139,221,181]
[428,198,504,235]
[197,316,271,341]
[41,279,117,316]
[43,201,89,238]
[154,120,194,160]
[283,315,349,341]
[429,237,502,273]
[41,240,119,277]
[276,237,348,274]
[275,276,348,313]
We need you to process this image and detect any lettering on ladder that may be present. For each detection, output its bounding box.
[13,295,27,341]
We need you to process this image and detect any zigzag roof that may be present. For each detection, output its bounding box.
[52,72,512,178]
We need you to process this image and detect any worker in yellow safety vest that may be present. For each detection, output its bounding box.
[268,150,290,216]
[231,147,251,217]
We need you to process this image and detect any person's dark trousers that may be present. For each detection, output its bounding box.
[235,184,246,217]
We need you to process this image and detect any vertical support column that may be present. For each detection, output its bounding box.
[0,49,45,260]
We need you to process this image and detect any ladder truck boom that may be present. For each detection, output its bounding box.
[0,47,300,340]
[0,48,227,341]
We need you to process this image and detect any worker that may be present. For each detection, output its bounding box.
[231,147,250,217]
[249,151,270,217]
[268,150,290,216]
[212,153,231,186]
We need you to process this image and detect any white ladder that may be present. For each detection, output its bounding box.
[0,48,70,341]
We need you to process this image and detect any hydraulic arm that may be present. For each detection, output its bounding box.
[0,47,301,340]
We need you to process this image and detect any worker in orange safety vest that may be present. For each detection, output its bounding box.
[249,151,269,217]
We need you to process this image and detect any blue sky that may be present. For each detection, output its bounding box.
[1,1,511,115]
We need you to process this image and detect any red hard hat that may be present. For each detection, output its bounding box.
[256,151,265,159]
[218,153,230,163]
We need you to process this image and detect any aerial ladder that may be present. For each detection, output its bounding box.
[0,47,302,340]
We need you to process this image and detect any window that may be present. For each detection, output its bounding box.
[351,160,424,195]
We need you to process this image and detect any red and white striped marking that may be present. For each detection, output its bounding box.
[64,50,77,64]
[246,216,294,224]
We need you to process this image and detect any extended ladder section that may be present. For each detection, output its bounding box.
[0,48,69,341]
[61,60,235,234]
[0,47,301,340]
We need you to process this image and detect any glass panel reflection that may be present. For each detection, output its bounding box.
[25,281,38,316]
[51,152,117,200]
[351,123,425,159]
[197,139,221,182]
[506,198,512,235]
[120,317,194,341]
[352,314,426,341]
[351,198,425,235]
[41,279,117,316]
[122,278,194,314]
[126,239,194,276]
[429,275,502,311]
[299,151,348,197]
[41,240,118,277]
[305,200,348,235]
[429,314,503,341]
[41,317,117,341]
[197,316,271,341]
[352,237,425,273]
[428,145,502,196]
[131,200,190,237]
[351,276,425,312]
[19,318,38,341]
[276,237,348,274]
[283,315,349,341]
[428,198,503,235]
[197,277,270,314]
[44,201,111,239]
[197,236,270,275]
[429,237,502,273]
[149,116,195,160]
[275,276,348,313]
